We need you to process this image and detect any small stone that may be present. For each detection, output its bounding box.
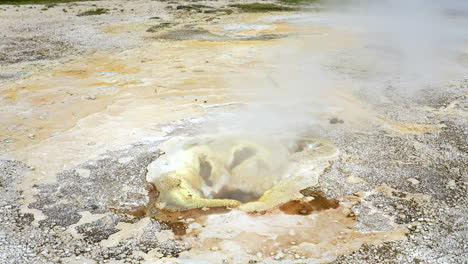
[407,178,420,185]
[345,175,365,184]
[447,180,456,188]
[329,117,344,124]
[256,252,262,258]
[274,252,285,260]
[28,134,35,139]
[210,247,218,251]
[201,207,210,211]
[76,168,90,178]
[118,156,134,164]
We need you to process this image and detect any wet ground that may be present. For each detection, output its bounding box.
[0,1,467,264]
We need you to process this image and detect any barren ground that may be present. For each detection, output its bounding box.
[0,1,466,264]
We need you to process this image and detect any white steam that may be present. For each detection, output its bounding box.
[325,0,468,95]
[203,0,468,136]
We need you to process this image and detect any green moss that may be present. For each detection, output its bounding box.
[176,4,213,12]
[229,3,296,12]
[203,8,233,15]
[77,8,108,16]
[0,0,83,5]
[278,0,320,4]
[146,22,172,33]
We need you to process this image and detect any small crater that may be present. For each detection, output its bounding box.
[213,186,260,203]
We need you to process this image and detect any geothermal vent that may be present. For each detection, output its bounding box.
[146,134,338,212]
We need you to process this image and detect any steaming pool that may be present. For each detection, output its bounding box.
[146,134,338,212]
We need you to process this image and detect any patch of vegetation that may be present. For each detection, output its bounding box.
[203,8,233,15]
[0,0,83,5]
[228,3,296,12]
[278,0,320,4]
[146,22,172,33]
[77,8,109,16]
[176,4,213,12]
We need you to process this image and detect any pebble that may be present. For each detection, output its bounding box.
[76,168,90,178]
[274,252,285,260]
[407,178,420,185]
[345,175,365,184]
[447,180,456,188]
[118,157,134,164]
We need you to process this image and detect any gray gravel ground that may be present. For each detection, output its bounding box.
[324,84,468,264]
[1,86,466,263]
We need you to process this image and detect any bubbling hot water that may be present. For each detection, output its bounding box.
[146,134,338,212]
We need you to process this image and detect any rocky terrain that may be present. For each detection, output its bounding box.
[0,1,466,264]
